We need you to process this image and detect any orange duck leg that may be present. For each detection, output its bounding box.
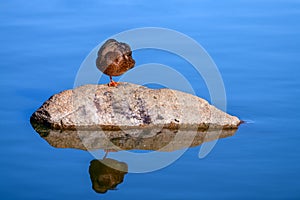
[108,76,118,87]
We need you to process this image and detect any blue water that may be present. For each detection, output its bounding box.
[1,0,300,199]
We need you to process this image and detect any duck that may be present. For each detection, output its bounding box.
[96,39,135,86]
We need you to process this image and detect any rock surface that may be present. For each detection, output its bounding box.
[30,82,241,130]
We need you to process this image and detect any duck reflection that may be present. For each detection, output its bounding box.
[89,158,128,194]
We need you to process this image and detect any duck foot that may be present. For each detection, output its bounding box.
[108,80,118,87]
[108,76,118,87]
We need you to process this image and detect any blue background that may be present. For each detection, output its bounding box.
[1,0,300,199]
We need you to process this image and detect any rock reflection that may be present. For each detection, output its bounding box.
[32,127,237,151]
[31,125,238,194]
[89,158,128,194]
[32,126,238,151]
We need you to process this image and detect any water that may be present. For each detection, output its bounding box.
[1,0,300,199]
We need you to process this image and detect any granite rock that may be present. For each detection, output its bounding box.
[30,82,241,130]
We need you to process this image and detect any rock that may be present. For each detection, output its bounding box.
[30,82,241,130]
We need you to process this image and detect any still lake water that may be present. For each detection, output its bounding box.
[1,0,300,199]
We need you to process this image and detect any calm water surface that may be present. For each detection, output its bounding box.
[1,0,300,199]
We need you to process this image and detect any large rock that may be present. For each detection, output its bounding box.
[30,82,241,130]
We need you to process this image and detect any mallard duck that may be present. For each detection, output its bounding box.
[96,39,135,86]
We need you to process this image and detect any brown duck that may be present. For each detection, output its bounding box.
[96,39,135,86]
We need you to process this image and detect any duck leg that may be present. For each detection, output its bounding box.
[103,149,118,159]
[108,76,118,87]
